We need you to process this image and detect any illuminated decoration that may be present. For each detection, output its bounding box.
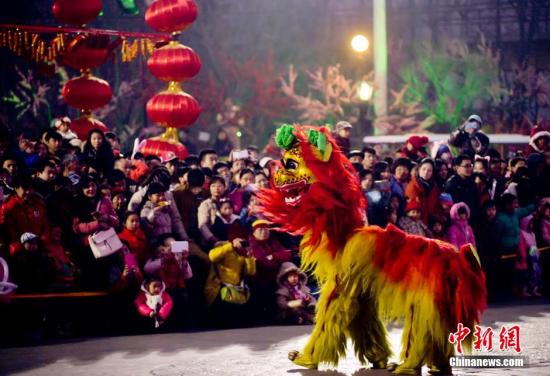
[118,0,139,15]
[139,0,201,160]
[0,24,167,64]
[62,72,112,110]
[52,0,103,26]
[358,81,373,101]
[147,41,201,82]
[351,34,369,53]
[70,115,109,140]
[146,84,200,128]
[60,34,113,70]
[145,0,198,32]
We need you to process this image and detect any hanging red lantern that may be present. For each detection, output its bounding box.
[60,35,111,70]
[71,116,109,140]
[147,41,201,82]
[138,138,189,161]
[52,0,103,26]
[63,74,112,111]
[145,0,198,32]
[146,88,201,128]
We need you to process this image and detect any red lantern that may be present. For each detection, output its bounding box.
[147,42,201,82]
[145,0,198,32]
[63,74,112,111]
[146,90,201,128]
[60,35,111,70]
[52,0,103,26]
[138,138,189,160]
[71,116,109,140]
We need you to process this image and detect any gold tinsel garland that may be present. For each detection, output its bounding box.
[0,29,154,63]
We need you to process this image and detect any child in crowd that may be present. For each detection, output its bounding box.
[429,215,448,241]
[143,235,192,290]
[118,211,150,267]
[140,182,177,242]
[448,202,476,249]
[517,215,542,297]
[53,116,79,146]
[211,198,247,242]
[275,262,316,325]
[135,277,173,328]
[10,232,55,292]
[398,200,431,237]
[45,226,78,288]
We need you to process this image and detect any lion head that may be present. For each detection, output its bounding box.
[258,124,365,256]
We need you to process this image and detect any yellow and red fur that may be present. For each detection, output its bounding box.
[259,125,487,373]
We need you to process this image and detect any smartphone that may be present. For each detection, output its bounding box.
[232,150,249,160]
[171,241,189,254]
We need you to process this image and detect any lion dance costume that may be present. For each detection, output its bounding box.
[258,124,487,375]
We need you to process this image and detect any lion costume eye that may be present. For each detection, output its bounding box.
[285,159,298,170]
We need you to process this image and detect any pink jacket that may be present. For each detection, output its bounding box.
[134,281,173,321]
[517,215,537,270]
[447,202,476,250]
[72,197,120,246]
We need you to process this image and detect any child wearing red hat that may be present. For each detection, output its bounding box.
[401,135,429,162]
[398,199,432,237]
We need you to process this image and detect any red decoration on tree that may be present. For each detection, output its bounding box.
[145,0,198,32]
[52,0,103,26]
[70,115,109,140]
[146,87,200,128]
[147,41,201,82]
[62,73,112,110]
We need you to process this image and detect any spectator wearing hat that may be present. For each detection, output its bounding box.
[2,176,50,256]
[332,121,352,155]
[447,202,476,250]
[449,114,490,157]
[53,116,78,145]
[10,232,55,292]
[398,199,431,237]
[527,125,550,155]
[258,157,278,179]
[248,219,294,322]
[402,135,429,162]
[347,150,364,165]
[445,154,480,223]
[275,262,316,325]
[405,158,441,225]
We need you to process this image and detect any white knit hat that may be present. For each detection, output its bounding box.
[20,232,38,244]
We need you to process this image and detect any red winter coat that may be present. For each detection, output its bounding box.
[404,175,441,225]
[118,227,149,266]
[1,193,50,255]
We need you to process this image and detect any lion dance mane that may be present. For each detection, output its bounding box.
[258,124,487,375]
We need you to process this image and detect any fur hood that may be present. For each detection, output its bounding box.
[450,202,470,221]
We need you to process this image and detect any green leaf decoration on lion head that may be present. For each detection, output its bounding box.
[275,124,332,162]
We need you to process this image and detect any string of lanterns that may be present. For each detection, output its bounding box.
[137,0,202,161]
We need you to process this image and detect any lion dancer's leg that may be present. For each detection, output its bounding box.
[426,339,453,375]
[349,295,392,368]
[390,304,425,375]
[288,278,356,369]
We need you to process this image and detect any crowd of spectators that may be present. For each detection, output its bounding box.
[0,114,549,338]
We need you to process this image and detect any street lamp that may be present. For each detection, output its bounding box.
[358,81,373,101]
[351,34,369,53]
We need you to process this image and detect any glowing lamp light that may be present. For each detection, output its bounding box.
[236,131,242,138]
[358,81,373,101]
[351,34,369,53]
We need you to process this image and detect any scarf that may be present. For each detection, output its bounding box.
[283,281,308,301]
[417,175,433,193]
